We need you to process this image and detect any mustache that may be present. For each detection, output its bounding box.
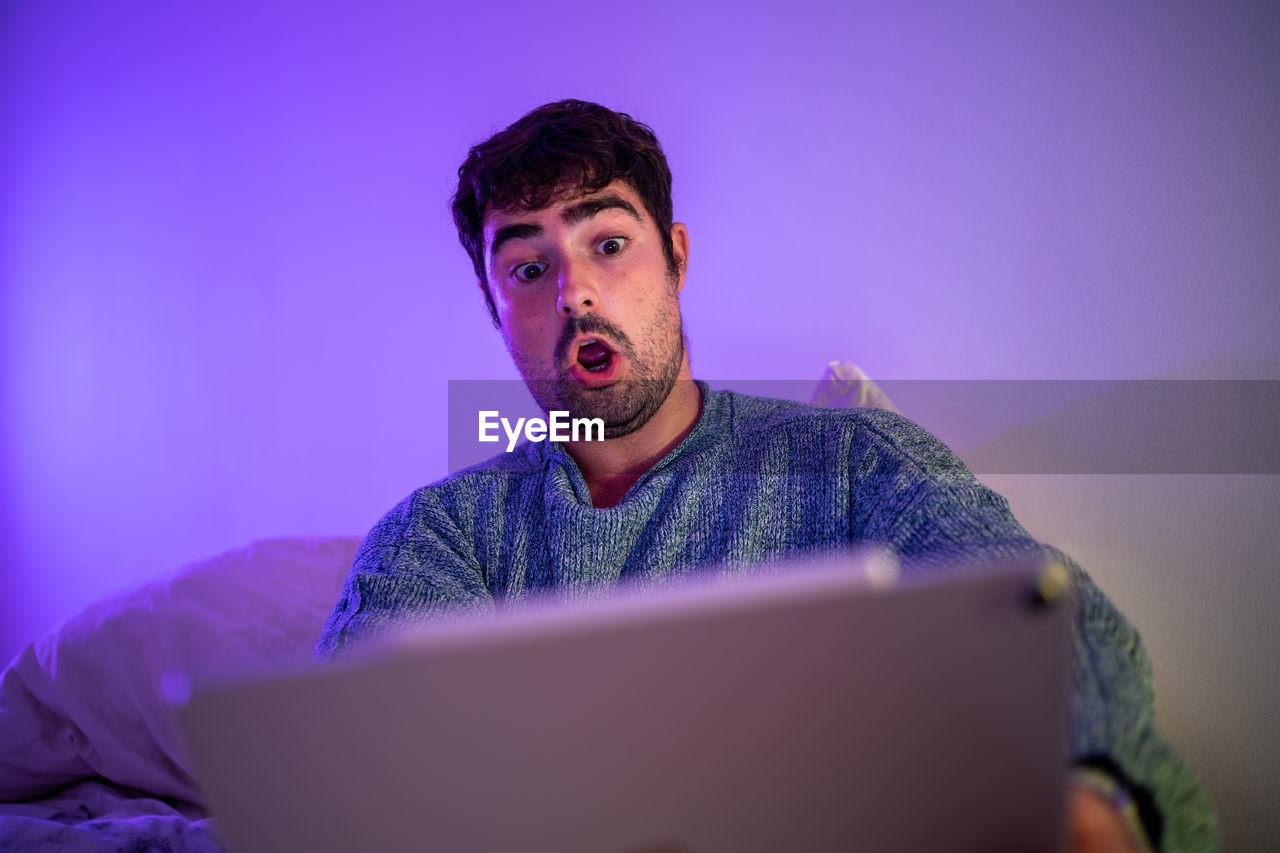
[554,315,635,365]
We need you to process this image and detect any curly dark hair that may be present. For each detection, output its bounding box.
[451,99,680,327]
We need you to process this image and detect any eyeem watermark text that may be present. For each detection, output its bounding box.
[478,410,605,452]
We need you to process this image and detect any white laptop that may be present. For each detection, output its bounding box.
[173,549,1072,853]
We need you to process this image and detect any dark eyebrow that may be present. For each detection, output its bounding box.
[488,194,643,263]
[489,222,544,262]
[559,193,643,226]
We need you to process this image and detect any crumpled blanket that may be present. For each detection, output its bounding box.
[1,537,360,852]
[0,778,222,852]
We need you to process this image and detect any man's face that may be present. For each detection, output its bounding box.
[482,180,690,439]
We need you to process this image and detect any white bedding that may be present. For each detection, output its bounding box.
[0,536,360,847]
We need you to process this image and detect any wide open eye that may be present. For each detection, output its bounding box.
[596,237,627,256]
[513,262,548,282]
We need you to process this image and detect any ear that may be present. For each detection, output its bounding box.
[670,222,690,293]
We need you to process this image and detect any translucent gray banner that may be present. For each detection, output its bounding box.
[447,379,1280,475]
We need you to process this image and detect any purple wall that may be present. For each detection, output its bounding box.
[3,0,1277,658]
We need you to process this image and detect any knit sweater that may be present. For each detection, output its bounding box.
[316,385,1217,852]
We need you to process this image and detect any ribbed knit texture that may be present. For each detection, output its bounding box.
[316,385,1218,852]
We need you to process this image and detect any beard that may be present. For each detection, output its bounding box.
[554,347,683,439]
[514,305,685,440]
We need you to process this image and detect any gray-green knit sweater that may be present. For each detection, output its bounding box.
[316,386,1217,852]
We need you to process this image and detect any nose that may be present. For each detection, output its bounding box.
[555,255,600,318]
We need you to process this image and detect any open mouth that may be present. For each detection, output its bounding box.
[566,337,621,387]
[576,338,614,373]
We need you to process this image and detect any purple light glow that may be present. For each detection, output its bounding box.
[1,8,1278,845]
[4,0,1277,655]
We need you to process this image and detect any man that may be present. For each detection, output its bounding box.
[316,100,1216,852]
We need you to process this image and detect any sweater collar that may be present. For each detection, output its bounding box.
[541,381,724,506]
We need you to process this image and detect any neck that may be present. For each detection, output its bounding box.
[563,370,702,508]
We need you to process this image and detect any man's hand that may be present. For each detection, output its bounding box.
[1067,784,1146,853]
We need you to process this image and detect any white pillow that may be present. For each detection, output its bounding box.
[0,536,359,807]
[810,361,899,411]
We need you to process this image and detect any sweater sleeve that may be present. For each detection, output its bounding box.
[850,412,1219,853]
[314,488,495,662]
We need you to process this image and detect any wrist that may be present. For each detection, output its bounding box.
[1070,766,1156,853]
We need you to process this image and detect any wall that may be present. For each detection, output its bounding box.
[2,0,1277,847]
